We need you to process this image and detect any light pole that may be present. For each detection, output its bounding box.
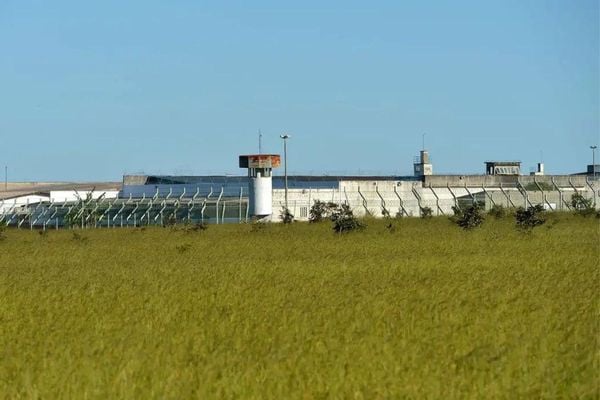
[591,146,597,179]
[280,134,291,210]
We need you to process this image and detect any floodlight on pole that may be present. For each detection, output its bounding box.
[280,134,291,210]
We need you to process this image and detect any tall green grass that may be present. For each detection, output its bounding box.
[0,215,598,398]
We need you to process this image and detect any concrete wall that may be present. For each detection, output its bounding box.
[123,175,149,185]
[424,174,592,188]
[272,179,599,221]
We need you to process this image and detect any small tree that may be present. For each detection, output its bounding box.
[64,192,101,228]
[309,201,339,223]
[456,204,485,230]
[280,206,294,224]
[331,203,364,233]
[571,193,595,217]
[420,206,433,219]
[515,205,546,230]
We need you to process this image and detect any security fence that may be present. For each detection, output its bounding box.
[1,178,598,229]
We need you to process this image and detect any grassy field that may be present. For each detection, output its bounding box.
[0,214,598,399]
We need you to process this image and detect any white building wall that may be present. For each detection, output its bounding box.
[0,195,50,213]
[49,190,119,203]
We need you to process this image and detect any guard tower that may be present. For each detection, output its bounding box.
[239,154,281,218]
[414,150,433,177]
[485,161,521,176]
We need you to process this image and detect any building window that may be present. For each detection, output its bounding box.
[299,206,308,218]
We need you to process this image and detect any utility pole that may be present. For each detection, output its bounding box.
[280,134,291,210]
[591,146,597,179]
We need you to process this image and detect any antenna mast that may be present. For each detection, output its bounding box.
[258,129,262,154]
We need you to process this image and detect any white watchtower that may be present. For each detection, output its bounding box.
[239,154,281,218]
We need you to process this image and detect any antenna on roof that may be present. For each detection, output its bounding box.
[258,129,262,154]
[422,133,426,150]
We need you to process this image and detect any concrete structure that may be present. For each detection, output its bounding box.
[485,161,521,176]
[3,150,599,228]
[414,150,433,177]
[0,182,121,200]
[271,175,598,221]
[2,173,597,228]
[0,194,50,213]
[239,154,281,218]
[530,163,545,176]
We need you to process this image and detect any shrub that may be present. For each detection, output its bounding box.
[63,192,102,228]
[332,203,364,233]
[488,204,507,219]
[571,193,595,217]
[420,207,433,219]
[280,207,294,224]
[450,206,463,221]
[516,205,546,230]
[456,204,485,230]
[381,207,391,218]
[309,201,339,223]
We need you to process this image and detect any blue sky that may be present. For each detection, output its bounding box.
[1,0,598,180]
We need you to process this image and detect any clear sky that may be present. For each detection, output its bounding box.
[1,0,598,181]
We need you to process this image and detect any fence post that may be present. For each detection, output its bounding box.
[357,186,370,216]
[428,184,443,216]
[393,185,408,217]
[411,183,423,215]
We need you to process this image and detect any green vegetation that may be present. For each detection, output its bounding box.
[420,206,433,218]
[515,205,547,230]
[453,204,486,230]
[331,203,364,233]
[308,200,338,223]
[571,193,596,217]
[0,215,598,399]
[279,206,294,224]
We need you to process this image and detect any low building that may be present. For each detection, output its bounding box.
[485,161,521,176]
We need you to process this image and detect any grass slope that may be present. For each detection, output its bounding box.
[0,215,598,399]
